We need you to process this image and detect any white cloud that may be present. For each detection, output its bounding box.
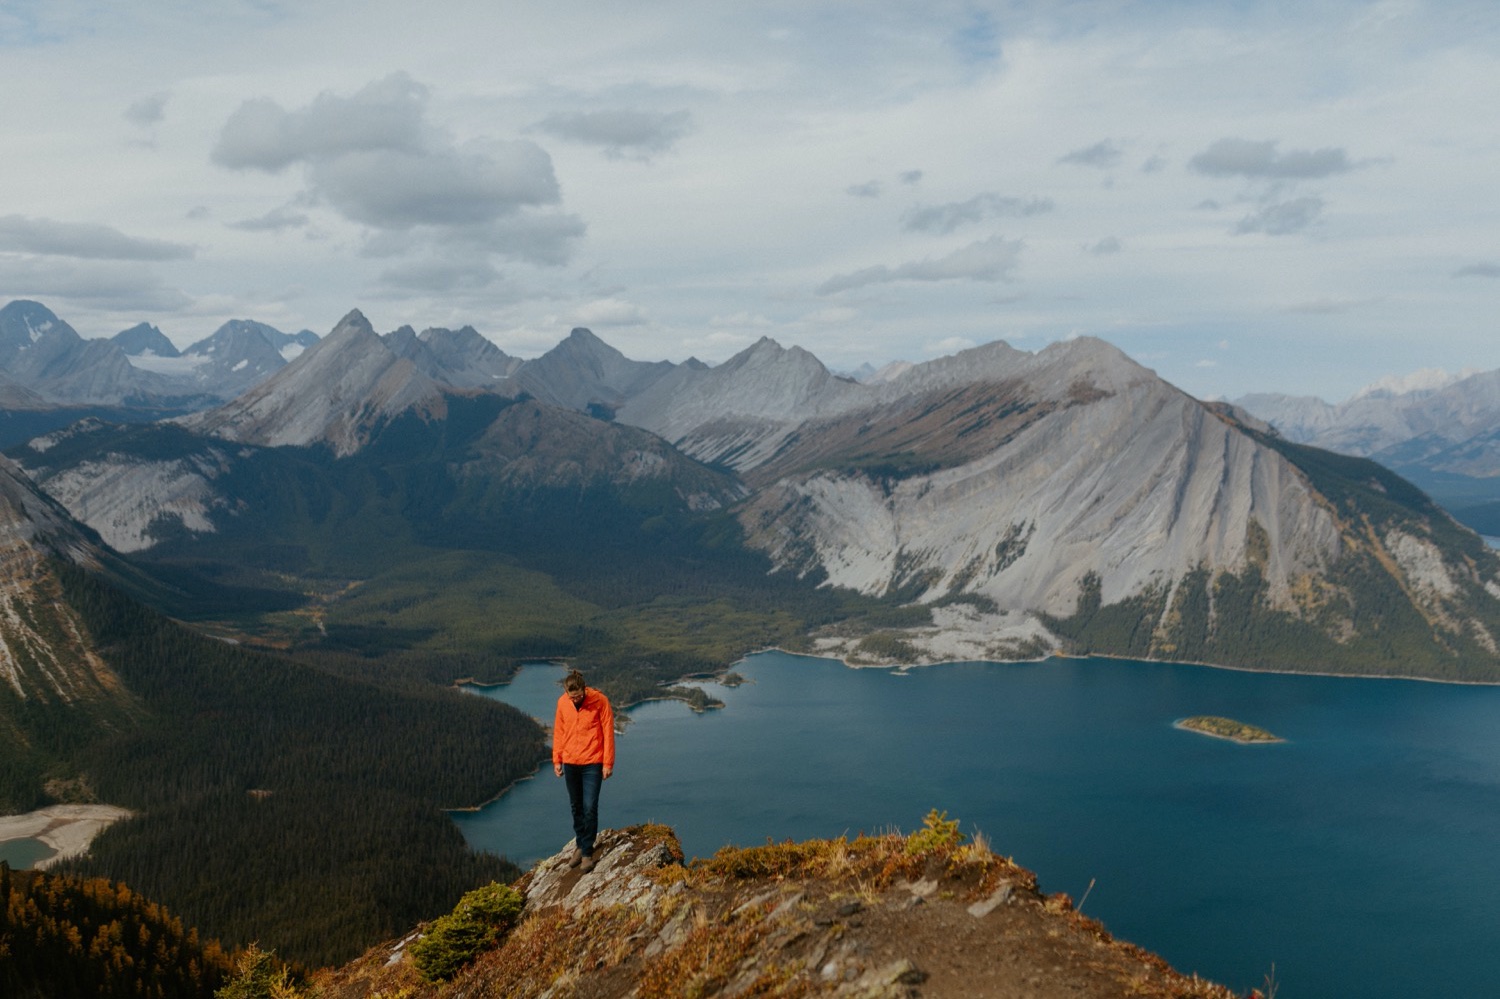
[5,1,1500,398]
[927,335,976,354]
[573,297,648,326]
[817,236,1023,295]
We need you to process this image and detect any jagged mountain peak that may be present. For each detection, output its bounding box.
[546,326,632,368]
[327,308,378,342]
[0,299,80,360]
[515,327,673,412]
[180,308,442,456]
[112,322,179,358]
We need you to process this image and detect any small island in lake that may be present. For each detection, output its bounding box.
[1175,715,1284,744]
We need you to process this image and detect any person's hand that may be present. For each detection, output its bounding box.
[553,762,563,777]
[603,766,614,780]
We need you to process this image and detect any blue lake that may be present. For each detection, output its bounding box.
[456,650,1500,998]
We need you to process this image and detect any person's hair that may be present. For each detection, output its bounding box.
[563,670,586,693]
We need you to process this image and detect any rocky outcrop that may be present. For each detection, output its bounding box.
[314,822,1239,999]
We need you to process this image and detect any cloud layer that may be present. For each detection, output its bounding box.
[2,0,1498,401]
[213,73,581,271]
[818,236,1023,295]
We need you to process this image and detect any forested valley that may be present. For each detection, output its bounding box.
[33,565,543,967]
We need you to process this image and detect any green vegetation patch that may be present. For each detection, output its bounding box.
[411,882,524,982]
[1176,716,1284,744]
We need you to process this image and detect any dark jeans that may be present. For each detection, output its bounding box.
[562,762,603,857]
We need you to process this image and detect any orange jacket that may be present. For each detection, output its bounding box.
[553,688,615,769]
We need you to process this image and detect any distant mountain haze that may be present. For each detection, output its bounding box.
[1236,370,1500,530]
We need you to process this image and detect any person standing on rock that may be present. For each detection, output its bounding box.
[553,669,615,872]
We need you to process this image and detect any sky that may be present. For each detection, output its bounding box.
[2,0,1499,402]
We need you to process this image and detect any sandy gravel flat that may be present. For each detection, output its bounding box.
[0,804,132,867]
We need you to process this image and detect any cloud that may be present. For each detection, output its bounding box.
[1453,262,1500,278]
[530,109,693,159]
[1189,138,1357,180]
[817,235,1022,295]
[574,297,648,326]
[903,194,1053,234]
[310,144,558,228]
[227,206,310,232]
[927,335,976,354]
[0,257,192,312]
[1058,140,1123,169]
[375,258,504,294]
[0,215,193,260]
[1280,296,1372,314]
[124,92,168,127]
[212,72,427,171]
[1087,236,1122,255]
[213,73,579,267]
[1234,196,1325,235]
[846,180,882,198]
[361,211,585,269]
[898,170,924,185]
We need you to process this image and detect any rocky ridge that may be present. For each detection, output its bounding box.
[0,454,122,705]
[315,822,1242,999]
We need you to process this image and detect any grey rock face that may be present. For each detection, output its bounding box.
[515,327,674,414]
[182,309,443,457]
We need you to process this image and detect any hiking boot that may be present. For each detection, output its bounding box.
[579,853,595,873]
[566,848,584,868]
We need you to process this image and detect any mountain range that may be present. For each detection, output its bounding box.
[6,301,1500,683]
[7,297,1500,970]
[1236,370,1500,529]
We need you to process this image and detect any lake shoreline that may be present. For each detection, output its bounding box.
[0,804,133,869]
[748,645,1500,688]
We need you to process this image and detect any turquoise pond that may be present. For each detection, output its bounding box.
[0,837,56,870]
[456,650,1500,998]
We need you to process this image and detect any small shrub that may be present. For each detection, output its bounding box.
[410,882,525,982]
[904,809,966,856]
[215,944,302,999]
